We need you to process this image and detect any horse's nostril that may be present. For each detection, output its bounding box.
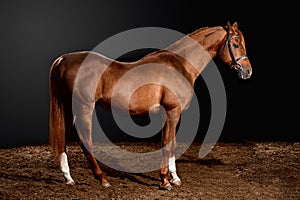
[247,69,251,75]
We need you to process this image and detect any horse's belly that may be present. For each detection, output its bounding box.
[128,85,161,114]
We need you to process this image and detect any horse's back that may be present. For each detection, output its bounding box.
[50,50,191,111]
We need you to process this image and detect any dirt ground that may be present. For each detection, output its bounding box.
[0,141,299,200]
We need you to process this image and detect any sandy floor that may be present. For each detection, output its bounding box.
[0,141,299,199]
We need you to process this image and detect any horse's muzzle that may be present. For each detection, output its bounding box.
[238,67,252,80]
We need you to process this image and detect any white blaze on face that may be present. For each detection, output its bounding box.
[59,152,74,184]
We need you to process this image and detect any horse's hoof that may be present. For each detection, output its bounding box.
[102,182,111,188]
[159,183,172,191]
[170,179,182,187]
[66,180,75,185]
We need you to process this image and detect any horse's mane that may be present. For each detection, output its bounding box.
[140,25,225,61]
[187,26,211,37]
[187,26,224,40]
[163,26,224,52]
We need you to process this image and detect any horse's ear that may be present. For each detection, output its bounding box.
[227,21,234,34]
[227,21,238,34]
[226,21,231,29]
[232,22,238,30]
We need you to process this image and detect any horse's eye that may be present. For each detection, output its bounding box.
[233,43,239,48]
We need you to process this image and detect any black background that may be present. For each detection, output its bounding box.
[0,1,299,147]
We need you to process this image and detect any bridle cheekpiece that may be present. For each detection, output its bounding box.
[219,32,248,72]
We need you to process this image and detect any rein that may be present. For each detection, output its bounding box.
[219,33,248,71]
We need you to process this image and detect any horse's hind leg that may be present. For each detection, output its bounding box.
[59,106,75,185]
[78,141,111,188]
[59,152,75,185]
[160,107,181,190]
[75,102,111,188]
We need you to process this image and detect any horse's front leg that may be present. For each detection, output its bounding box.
[168,154,182,187]
[160,107,181,190]
[74,101,111,188]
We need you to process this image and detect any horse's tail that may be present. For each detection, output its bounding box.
[49,56,65,155]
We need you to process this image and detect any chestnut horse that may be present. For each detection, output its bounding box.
[49,21,252,190]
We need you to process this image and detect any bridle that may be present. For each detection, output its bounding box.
[219,32,248,71]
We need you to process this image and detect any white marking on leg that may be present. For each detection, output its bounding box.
[168,155,181,185]
[59,152,75,185]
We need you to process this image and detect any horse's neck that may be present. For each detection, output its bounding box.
[165,26,226,82]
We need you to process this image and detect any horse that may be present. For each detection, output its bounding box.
[49,21,252,190]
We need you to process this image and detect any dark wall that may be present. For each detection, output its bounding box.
[0,1,299,147]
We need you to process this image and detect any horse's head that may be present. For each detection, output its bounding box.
[219,21,252,79]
